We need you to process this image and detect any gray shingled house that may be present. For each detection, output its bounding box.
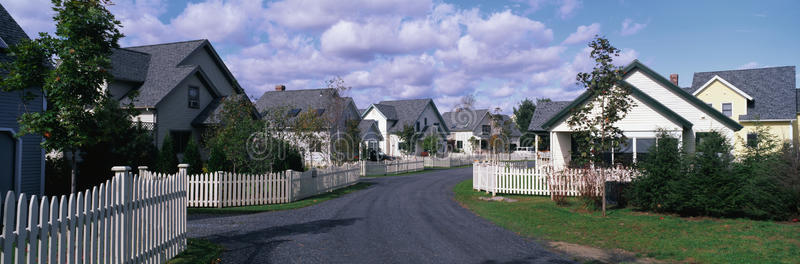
[442,109,521,154]
[254,86,372,164]
[108,39,247,152]
[0,3,45,195]
[361,99,450,157]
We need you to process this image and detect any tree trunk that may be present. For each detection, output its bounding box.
[70,149,77,194]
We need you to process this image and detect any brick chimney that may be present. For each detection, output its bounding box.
[669,74,678,86]
[275,84,286,91]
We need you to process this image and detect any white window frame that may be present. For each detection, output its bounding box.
[722,103,732,117]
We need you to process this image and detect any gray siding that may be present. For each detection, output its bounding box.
[154,73,214,147]
[0,89,44,195]
[181,47,237,97]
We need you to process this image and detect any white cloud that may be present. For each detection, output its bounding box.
[170,0,266,45]
[264,0,433,31]
[558,0,582,19]
[620,18,647,36]
[2,0,56,36]
[562,23,600,45]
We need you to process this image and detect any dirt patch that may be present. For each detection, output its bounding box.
[547,241,665,264]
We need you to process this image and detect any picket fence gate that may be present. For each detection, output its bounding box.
[473,162,637,197]
[186,163,361,208]
[0,164,187,264]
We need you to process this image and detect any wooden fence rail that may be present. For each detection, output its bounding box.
[187,163,360,208]
[473,162,637,196]
[0,164,187,264]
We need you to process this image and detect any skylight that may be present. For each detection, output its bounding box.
[287,108,301,117]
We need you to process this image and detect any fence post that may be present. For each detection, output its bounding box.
[111,165,131,264]
[138,166,148,178]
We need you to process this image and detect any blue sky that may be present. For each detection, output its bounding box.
[3,0,798,113]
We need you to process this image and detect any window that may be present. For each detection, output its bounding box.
[695,132,712,146]
[456,140,463,149]
[188,86,199,109]
[287,108,301,117]
[722,103,732,117]
[636,138,656,163]
[482,125,490,135]
[416,121,420,131]
[747,133,758,148]
[424,118,428,126]
[170,131,192,153]
[433,122,439,126]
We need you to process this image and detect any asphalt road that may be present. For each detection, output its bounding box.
[187,167,572,264]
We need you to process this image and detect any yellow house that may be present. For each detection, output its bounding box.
[686,66,798,153]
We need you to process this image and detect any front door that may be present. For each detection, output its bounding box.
[0,132,16,194]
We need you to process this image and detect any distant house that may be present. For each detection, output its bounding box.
[107,39,247,152]
[361,99,450,156]
[532,60,743,168]
[442,109,521,154]
[0,3,45,195]
[682,66,797,152]
[254,87,367,163]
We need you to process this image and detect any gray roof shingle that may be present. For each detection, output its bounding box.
[110,48,150,83]
[254,88,354,124]
[687,66,797,120]
[358,119,382,140]
[441,109,489,132]
[796,88,799,113]
[528,101,572,131]
[373,99,436,133]
[0,3,29,75]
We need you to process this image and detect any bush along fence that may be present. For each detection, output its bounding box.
[360,158,424,176]
[186,163,360,208]
[0,164,187,264]
[472,162,637,197]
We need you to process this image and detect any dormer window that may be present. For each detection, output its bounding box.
[188,86,199,109]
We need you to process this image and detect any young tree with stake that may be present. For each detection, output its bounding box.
[566,36,635,216]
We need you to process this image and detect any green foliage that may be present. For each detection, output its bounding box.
[567,36,635,167]
[396,124,417,155]
[512,98,536,133]
[468,136,479,153]
[182,138,203,175]
[205,143,228,172]
[156,134,179,174]
[0,0,125,192]
[628,129,797,220]
[422,134,439,155]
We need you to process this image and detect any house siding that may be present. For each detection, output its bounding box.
[363,108,389,154]
[181,47,237,97]
[0,89,44,195]
[154,73,214,147]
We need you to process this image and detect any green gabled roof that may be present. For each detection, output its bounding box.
[540,60,743,131]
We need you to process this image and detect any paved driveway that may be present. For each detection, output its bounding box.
[187,167,572,263]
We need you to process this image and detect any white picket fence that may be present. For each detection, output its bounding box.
[473,162,637,196]
[360,158,424,176]
[0,165,187,264]
[423,156,476,168]
[186,163,360,208]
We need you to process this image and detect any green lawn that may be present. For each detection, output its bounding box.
[187,182,373,214]
[454,180,800,264]
[168,238,223,264]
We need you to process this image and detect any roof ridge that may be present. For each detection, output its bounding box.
[123,39,206,49]
[694,65,796,74]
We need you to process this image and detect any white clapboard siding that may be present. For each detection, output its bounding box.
[472,162,637,196]
[0,165,187,264]
[187,164,360,208]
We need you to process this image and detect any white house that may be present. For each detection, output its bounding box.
[529,60,743,168]
[361,99,450,156]
[442,109,522,154]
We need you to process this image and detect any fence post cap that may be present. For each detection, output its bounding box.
[137,166,148,170]
[178,164,190,168]
[111,166,131,172]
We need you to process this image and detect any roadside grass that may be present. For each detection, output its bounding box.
[187,182,373,214]
[168,238,223,264]
[454,180,800,264]
[362,165,472,178]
